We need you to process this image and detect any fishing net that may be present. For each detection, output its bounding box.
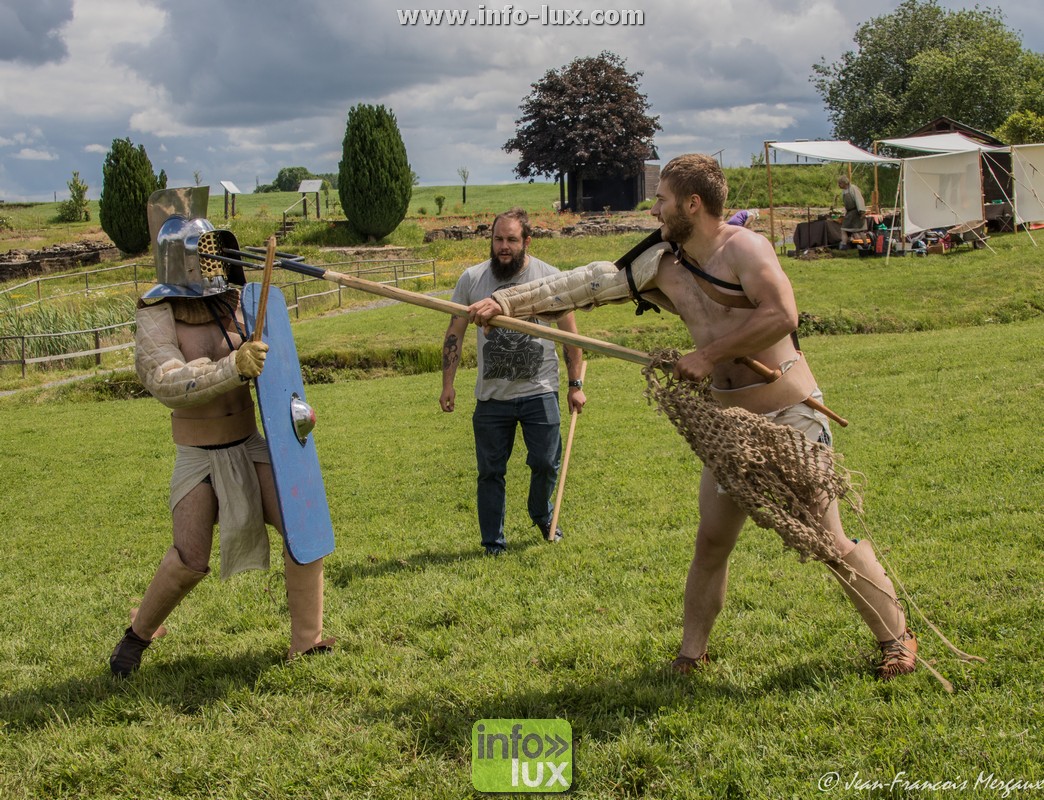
[642,349,860,564]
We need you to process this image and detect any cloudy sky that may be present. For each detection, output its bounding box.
[1,0,1040,202]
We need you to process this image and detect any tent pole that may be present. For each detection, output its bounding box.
[765,141,777,254]
[872,141,881,214]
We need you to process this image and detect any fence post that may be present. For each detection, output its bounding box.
[85,271,90,295]
[21,336,26,379]
[37,281,42,303]
[293,284,299,318]
[94,330,102,367]
[338,284,342,308]
[134,262,139,293]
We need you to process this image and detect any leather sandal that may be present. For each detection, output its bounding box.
[670,653,710,674]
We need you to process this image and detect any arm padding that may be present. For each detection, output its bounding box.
[493,261,630,318]
[492,245,670,319]
[134,303,242,409]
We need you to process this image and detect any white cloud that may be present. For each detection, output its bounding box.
[0,0,1040,200]
[15,148,58,161]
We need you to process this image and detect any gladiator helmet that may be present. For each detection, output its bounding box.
[142,186,243,299]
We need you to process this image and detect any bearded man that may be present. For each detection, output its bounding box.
[439,207,586,555]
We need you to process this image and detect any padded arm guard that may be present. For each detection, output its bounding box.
[134,303,243,409]
[492,245,675,319]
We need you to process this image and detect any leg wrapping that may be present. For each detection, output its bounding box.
[131,545,209,640]
[833,539,906,643]
[285,553,334,659]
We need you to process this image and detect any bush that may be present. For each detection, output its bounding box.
[54,172,91,223]
[338,104,413,241]
[435,194,446,214]
[98,138,160,254]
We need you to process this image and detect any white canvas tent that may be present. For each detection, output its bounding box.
[901,150,985,234]
[763,140,898,251]
[880,133,1015,249]
[1011,144,1044,228]
[877,132,1007,154]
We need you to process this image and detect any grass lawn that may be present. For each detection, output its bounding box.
[2,304,1043,797]
[1,183,1042,797]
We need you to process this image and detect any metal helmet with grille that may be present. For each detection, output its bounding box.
[142,186,242,299]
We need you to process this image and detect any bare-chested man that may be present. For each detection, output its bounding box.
[109,203,332,677]
[467,154,916,680]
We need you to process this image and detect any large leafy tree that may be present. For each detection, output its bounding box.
[99,137,161,254]
[504,51,659,202]
[338,104,412,241]
[811,0,1038,147]
[273,166,317,192]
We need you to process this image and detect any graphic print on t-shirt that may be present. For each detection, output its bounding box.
[482,327,543,381]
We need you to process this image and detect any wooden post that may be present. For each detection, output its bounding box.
[765,141,777,253]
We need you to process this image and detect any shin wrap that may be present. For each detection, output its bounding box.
[833,540,906,642]
[132,546,209,639]
[284,552,332,658]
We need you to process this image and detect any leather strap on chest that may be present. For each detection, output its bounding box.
[669,242,756,310]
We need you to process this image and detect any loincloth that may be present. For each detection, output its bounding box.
[710,354,816,415]
[170,432,272,579]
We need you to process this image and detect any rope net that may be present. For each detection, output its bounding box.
[642,350,859,564]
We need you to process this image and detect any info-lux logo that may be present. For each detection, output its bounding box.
[471,719,573,792]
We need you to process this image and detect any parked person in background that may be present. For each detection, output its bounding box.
[725,209,758,228]
[837,175,867,249]
[439,207,586,555]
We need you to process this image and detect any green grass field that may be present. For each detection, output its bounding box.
[1,187,1042,798]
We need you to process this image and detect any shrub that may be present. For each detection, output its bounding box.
[338,104,413,241]
[98,138,160,254]
[55,171,91,223]
[435,194,446,214]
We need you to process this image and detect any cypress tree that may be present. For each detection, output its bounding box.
[338,105,412,241]
[99,137,160,254]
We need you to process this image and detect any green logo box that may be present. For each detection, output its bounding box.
[471,718,573,793]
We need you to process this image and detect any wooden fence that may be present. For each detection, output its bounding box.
[0,258,437,376]
[0,321,136,378]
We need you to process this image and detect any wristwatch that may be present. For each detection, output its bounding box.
[568,379,583,389]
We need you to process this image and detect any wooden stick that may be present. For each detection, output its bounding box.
[737,356,849,427]
[272,259,848,425]
[251,236,277,342]
[548,359,587,543]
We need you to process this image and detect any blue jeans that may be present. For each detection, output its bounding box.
[472,393,562,552]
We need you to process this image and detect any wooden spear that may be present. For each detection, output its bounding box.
[262,257,848,425]
[251,236,277,342]
[548,359,588,543]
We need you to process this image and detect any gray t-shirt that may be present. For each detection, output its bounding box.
[451,256,561,401]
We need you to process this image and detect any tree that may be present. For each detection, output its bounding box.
[811,0,1039,148]
[274,166,315,192]
[994,110,1044,145]
[457,166,469,205]
[99,137,160,255]
[55,171,90,223]
[503,51,659,209]
[338,104,412,241]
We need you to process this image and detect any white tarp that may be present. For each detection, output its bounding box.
[1011,144,1044,225]
[879,132,1006,153]
[768,140,898,163]
[903,150,984,234]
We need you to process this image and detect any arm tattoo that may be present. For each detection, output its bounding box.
[442,334,460,371]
